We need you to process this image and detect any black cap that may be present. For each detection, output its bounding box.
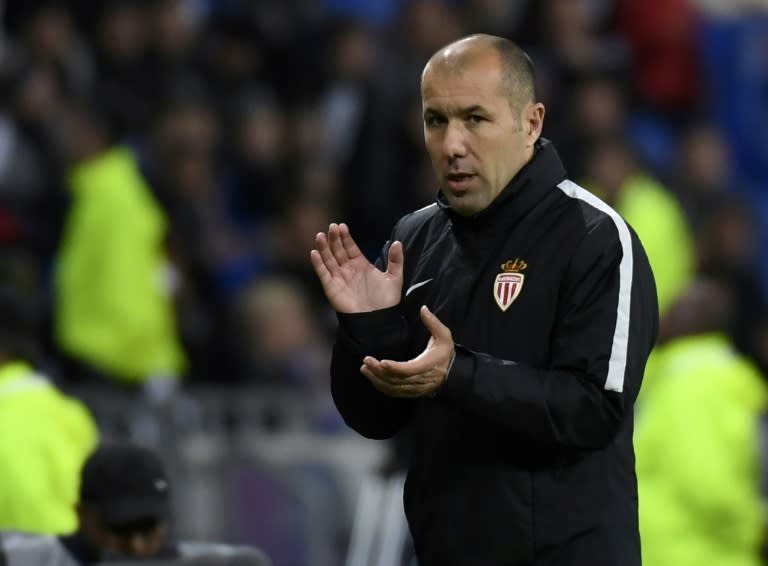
[80,442,171,528]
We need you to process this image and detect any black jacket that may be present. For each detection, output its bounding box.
[332,140,658,565]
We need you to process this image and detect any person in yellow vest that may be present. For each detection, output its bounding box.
[54,100,186,391]
[0,297,98,534]
[584,137,694,315]
[635,277,768,566]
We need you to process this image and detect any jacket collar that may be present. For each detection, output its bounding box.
[436,138,567,233]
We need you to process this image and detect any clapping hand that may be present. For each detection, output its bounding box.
[360,306,455,398]
[311,224,454,398]
[310,222,403,313]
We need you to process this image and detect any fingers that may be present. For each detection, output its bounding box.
[420,305,452,341]
[309,249,331,284]
[327,222,350,266]
[339,223,363,260]
[314,231,340,274]
[313,222,356,274]
[376,353,432,377]
[361,357,434,398]
[374,314,453,378]
[387,241,404,279]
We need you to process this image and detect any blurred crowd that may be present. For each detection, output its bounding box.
[0,0,768,562]
[0,0,766,390]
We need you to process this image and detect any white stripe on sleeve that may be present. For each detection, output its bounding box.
[557,179,634,393]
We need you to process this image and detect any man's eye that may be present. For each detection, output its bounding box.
[425,115,445,127]
[468,115,485,124]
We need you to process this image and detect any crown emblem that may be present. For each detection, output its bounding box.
[500,258,527,273]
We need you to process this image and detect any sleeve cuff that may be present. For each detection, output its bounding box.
[438,345,475,400]
[337,305,404,352]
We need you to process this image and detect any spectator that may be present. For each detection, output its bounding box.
[8,2,93,97]
[235,277,328,386]
[234,276,340,430]
[697,195,766,368]
[0,62,69,261]
[674,123,735,228]
[53,99,186,390]
[270,191,336,314]
[64,443,175,562]
[636,277,767,566]
[89,0,155,139]
[1,442,173,564]
[584,137,694,314]
[550,73,629,179]
[1,442,273,565]
[0,292,98,535]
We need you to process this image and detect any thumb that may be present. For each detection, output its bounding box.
[387,241,404,279]
[420,305,451,341]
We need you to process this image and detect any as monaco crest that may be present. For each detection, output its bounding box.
[494,259,527,312]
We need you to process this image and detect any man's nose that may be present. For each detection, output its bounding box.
[442,121,468,159]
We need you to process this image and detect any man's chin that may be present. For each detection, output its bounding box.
[446,196,482,217]
[451,200,480,216]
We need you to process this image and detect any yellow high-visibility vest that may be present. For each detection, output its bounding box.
[0,361,98,534]
[55,146,186,383]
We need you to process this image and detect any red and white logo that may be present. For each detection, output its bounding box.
[493,259,527,312]
[494,272,524,312]
[493,273,525,312]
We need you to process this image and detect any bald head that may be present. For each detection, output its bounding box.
[422,34,536,114]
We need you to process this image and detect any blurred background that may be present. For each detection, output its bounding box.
[0,0,767,564]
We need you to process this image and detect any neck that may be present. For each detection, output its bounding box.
[503,142,537,189]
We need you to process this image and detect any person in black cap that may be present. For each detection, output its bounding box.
[0,441,174,565]
[59,441,175,563]
[0,440,276,565]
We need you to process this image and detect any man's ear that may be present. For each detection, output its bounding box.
[524,102,545,146]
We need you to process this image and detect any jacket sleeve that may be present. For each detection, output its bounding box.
[438,218,659,450]
[330,240,414,439]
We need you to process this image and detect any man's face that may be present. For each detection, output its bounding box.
[79,506,168,559]
[421,53,537,216]
[106,521,168,558]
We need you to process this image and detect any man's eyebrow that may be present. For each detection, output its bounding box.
[423,105,490,117]
[462,105,490,115]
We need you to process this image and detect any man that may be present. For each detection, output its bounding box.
[54,99,186,391]
[311,34,658,565]
[0,442,174,565]
[583,136,694,315]
[635,278,767,566]
[0,359,98,535]
[0,292,98,535]
[1,442,274,566]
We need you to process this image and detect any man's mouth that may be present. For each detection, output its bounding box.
[445,172,476,192]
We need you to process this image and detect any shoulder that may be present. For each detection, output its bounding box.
[0,532,76,565]
[391,202,443,242]
[555,179,630,239]
[556,179,656,291]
